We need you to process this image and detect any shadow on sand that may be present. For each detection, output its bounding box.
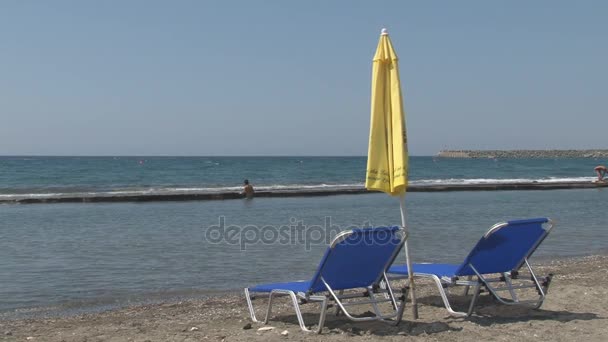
[266,293,602,336]
[272,311,461,336]
[417,294,602,326]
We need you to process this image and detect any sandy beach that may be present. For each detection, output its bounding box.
[3,1,607,341]
[1,255,606,342]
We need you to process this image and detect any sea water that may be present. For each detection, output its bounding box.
[0,156,607,316]
[0,156,604,200]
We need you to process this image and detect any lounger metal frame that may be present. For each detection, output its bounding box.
[245,228,408,333]
[390,219,555,317]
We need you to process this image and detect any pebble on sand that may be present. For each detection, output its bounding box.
[257,326,275,332]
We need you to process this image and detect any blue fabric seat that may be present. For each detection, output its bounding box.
[245,226,407,333]
[249,281,312,293]
[390,263,460,278]
[388,218,555,317]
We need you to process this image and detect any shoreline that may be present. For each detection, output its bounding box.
[1,251,599,322]
[3,181,608,204]
[1,254,606,341]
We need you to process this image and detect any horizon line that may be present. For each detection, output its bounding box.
[0,154,435,158]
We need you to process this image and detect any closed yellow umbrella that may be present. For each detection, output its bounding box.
[365,28,418,318]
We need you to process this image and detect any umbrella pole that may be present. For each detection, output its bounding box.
[399,194,419,319]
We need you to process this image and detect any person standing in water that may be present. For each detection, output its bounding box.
[242,179,255,198]
[594,165,607,182]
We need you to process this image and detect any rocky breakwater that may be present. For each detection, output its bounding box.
[437,149,608,158]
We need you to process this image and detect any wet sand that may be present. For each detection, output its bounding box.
[1,255,606,341]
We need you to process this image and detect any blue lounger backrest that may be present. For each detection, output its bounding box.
[454,218,553,276]
[308,226,405,293]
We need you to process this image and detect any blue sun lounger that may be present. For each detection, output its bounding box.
[388,218,555,317]
[245,226,407,333]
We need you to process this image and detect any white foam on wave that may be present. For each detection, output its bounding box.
[410,177,595,186]
[258,183,365,191]
[0,177,599,201]
[0,193,65,199]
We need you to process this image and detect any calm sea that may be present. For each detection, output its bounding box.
[1,156,607,317]
[0,156,604,200]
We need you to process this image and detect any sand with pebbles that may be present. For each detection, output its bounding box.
[1,255,607,342]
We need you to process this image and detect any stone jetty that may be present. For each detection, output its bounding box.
[437,149,608,159]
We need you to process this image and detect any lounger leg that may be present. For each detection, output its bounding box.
[468,262,548,310]
[368,287,384,318]
[244,288,262,323]
[311,295,329,334]
[429,275,468,317]
[383,274,399,310]
[379,278,392,301]
[246,289,329,333]
[320,277,402,323]
[463,276,473,296]
[288,292,330,333]
[366,282,405,325]
[335,290,344,316]
[264,292,276,324]
[524,259,547,309]
[267,290,314,333]
[467,283,482,316]
[533,273,553,309]
[325,284,355,320]
[395,287,407,325]
[503,272,519,302]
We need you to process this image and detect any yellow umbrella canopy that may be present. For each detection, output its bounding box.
[365,29,408,196]
[365,28,418,319]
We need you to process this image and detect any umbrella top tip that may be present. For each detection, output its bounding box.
[381,28,388,35]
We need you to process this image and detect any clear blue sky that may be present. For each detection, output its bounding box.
[1,1,606,156]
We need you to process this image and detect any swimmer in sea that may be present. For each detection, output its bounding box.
[594,165,607,182]
[242,179,254,199]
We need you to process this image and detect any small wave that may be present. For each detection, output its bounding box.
[410,177,595,186]
[0,193,66,199]
[257,183,365,191]
[0,183,365,201]
[0,177,598,201]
